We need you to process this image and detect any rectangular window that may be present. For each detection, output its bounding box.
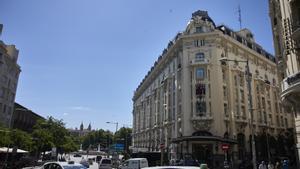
[241,106,246,118]
[269,114,273,125]
[224,103,228,117]
[222,69,226,81]
[196,68,205,79]
[240,89,244,103]
[195,53,205,62]
[236,104,240,117]
[194,40,205,47]
[209,102,211,116]
[208,84,211,98]
[196,100,206,116]
[223,86,227,100]
[196,83,206,96]
[196,27,203,33]
[285,118,288,127]
[240,74,244,86]
[234,75,238,86]
[263,112,267,124]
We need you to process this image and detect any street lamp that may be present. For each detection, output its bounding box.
[219,58,257,169]
[106,121,119,154]
[106,121,119,134]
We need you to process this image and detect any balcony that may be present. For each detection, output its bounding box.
[281,71,300,103]
[190,58,209,65]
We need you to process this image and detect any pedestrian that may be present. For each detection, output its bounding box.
[259,161,267,169]
[282,160,288,169]
[274,162,280,169]
[268,162,274,169]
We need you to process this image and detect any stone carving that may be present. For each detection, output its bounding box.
[192,120,212,131]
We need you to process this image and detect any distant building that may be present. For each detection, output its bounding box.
[269,0,300,161]
[0,25,21,127]
[132,10,294,167]
[69,122,93,137]
[12,103,44,132]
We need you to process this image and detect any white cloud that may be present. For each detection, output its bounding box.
[63,112,69,116]
[69,106,91,111]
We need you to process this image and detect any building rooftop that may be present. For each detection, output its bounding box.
[133,10,275,100]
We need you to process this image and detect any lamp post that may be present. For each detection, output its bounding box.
[106,121,119,134]
[220,58,257,169]
[106,121,119,153]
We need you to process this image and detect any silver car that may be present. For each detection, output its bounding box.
[40,161,87,169]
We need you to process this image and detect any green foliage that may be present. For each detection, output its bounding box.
[31,116,77,154]
[10,129,32,151]
[0,127,11,147]
[0,127,33,152]
[115,127,132,153]
[81,129,113,150]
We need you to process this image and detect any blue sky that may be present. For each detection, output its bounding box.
[0,0,273,131]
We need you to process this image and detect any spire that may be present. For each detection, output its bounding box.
[88,123,91,131]
[80,121,84,131]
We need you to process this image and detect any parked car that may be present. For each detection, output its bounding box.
[119,158,148,169]
[143,167,200,169]
[80,158,89,168]
[98,158,112,169]
[88,158,94,165]
[74,154,82,157]
[40,161,87,169]
[96,156,102,163]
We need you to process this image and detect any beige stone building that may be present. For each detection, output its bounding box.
[132,10,294,167]
[269,0,300,163]
[0,24,21,127]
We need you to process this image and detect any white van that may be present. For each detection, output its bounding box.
[120,158,149,169]
[99,158,112,169]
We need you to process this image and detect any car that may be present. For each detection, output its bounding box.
[96,156,102,163]
[98,158,112,169]
[74,154,82,158]
[143,166,200,169]
[119,158,148,169]
[40,161,87,169]
[80,158,90,168]
[88,158,94,165]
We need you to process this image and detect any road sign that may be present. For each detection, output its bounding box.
[222,144,229,150]
[160,144,165,149]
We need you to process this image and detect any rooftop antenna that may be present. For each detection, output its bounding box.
[238,3,242,29]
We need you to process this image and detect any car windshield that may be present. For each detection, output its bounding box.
[63,166,87,169]
[101,159,111,164]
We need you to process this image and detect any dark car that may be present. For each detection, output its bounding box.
[176,154,199,166]
[96,156,102,163]
[74,154,82,157]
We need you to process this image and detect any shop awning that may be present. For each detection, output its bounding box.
[0,147,29,153]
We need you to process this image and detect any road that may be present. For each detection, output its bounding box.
[70,154,98,169]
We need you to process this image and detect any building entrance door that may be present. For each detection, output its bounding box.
[192,143,213,166]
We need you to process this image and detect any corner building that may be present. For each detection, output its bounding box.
[269,0,300,162]
[132,11,294,167]
[0,25,21,127]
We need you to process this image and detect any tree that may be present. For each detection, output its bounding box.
[115,127,132,154]
[10,129,32,151]
[31,116,77,156]
[0,126,11,147]
[81,130,113,150]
